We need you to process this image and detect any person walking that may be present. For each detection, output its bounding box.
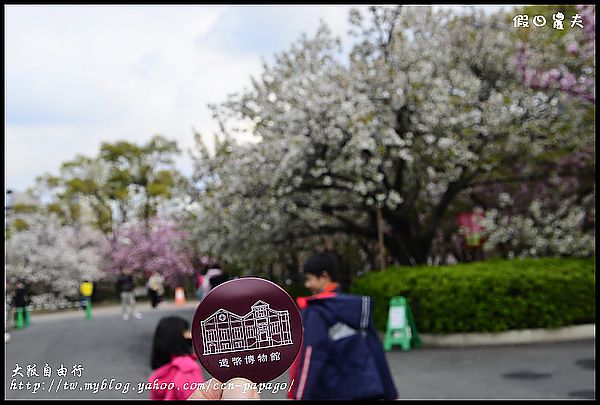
[11,280,29,327]
[147,271,165,309]
[196,269,205,301]
[80,280,94,310]
[199,262,224,299]
[289,251,398,400]
[116,268,142,320]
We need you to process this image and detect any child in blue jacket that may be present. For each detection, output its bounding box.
[290,252,398,400]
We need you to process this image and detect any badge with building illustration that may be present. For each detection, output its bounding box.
[192,277,303,383]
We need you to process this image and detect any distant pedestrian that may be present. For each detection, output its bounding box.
[116,268,142,320]
[199,262,225,299]
[11,280,29,323]
[80,280,94,309]
[5,279,12,343]
[289,251,398,400]
[196,270,205,301]
[148,316,204,400]
[147,271,165,309]
[208,269,228,290]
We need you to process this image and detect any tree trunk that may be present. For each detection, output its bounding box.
[383,218,433,266]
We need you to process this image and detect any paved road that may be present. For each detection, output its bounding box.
[5,302,595,400]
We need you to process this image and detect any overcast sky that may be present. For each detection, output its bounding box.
[5,5,516,196]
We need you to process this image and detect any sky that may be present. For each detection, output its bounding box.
[4,4,515,197]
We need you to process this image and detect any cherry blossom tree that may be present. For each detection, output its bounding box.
[5,212,109,299]
[190,6,590,266]
[106,218,196,287]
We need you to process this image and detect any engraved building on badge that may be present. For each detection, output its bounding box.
[201,300,293,355]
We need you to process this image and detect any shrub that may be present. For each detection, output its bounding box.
[350,257,595,333]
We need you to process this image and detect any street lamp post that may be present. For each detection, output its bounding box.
[5,189,14,228]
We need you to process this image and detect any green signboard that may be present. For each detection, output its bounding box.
[384,296,421,351]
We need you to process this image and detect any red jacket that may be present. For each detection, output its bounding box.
[148,354,204,400]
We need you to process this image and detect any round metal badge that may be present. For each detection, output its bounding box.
[191,277,303,383]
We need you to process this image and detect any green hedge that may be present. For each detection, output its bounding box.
[350,257,595,333]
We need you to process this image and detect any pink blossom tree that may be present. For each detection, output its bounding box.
[106,218,196,288]
[514,5,595,103]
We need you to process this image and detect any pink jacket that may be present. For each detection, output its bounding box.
[148,354,204,400]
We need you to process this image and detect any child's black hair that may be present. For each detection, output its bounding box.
[302,251,339,282]
[150,316,193,370]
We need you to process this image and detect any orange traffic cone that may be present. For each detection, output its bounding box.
[175,287,186,305]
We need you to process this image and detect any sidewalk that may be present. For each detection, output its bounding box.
[419,324,595,347]
[28,300,199,323]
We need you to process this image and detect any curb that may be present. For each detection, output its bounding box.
[418,324,595,347]
[26,300,199,323]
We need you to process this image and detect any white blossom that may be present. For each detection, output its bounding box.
[480,197,594,258]
[6,212,109,299]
